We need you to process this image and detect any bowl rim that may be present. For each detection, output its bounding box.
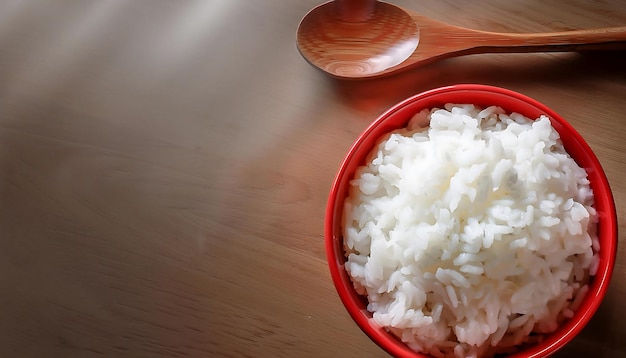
[324,84,618,358]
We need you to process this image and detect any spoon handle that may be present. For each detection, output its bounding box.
[464,27,626,54]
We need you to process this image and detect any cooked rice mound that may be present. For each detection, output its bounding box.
[343,104,598,358]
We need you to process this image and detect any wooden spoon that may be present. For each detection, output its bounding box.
[296,0,626,79]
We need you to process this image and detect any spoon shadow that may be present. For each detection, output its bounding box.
[326,50,626,115]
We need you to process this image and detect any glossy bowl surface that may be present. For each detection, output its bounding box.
[325,84,618,358]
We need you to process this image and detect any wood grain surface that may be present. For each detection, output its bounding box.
[0,1,625,357]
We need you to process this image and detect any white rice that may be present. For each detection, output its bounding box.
[343,104,597,357]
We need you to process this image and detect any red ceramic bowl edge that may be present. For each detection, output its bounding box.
[325,84,618,358]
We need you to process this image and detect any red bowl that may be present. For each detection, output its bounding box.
[325,84,618,357]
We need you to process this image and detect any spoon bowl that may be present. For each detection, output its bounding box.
[297,1,419,77]
[297,1,626,79]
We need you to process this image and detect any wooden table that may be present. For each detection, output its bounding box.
[0,1,624,357]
